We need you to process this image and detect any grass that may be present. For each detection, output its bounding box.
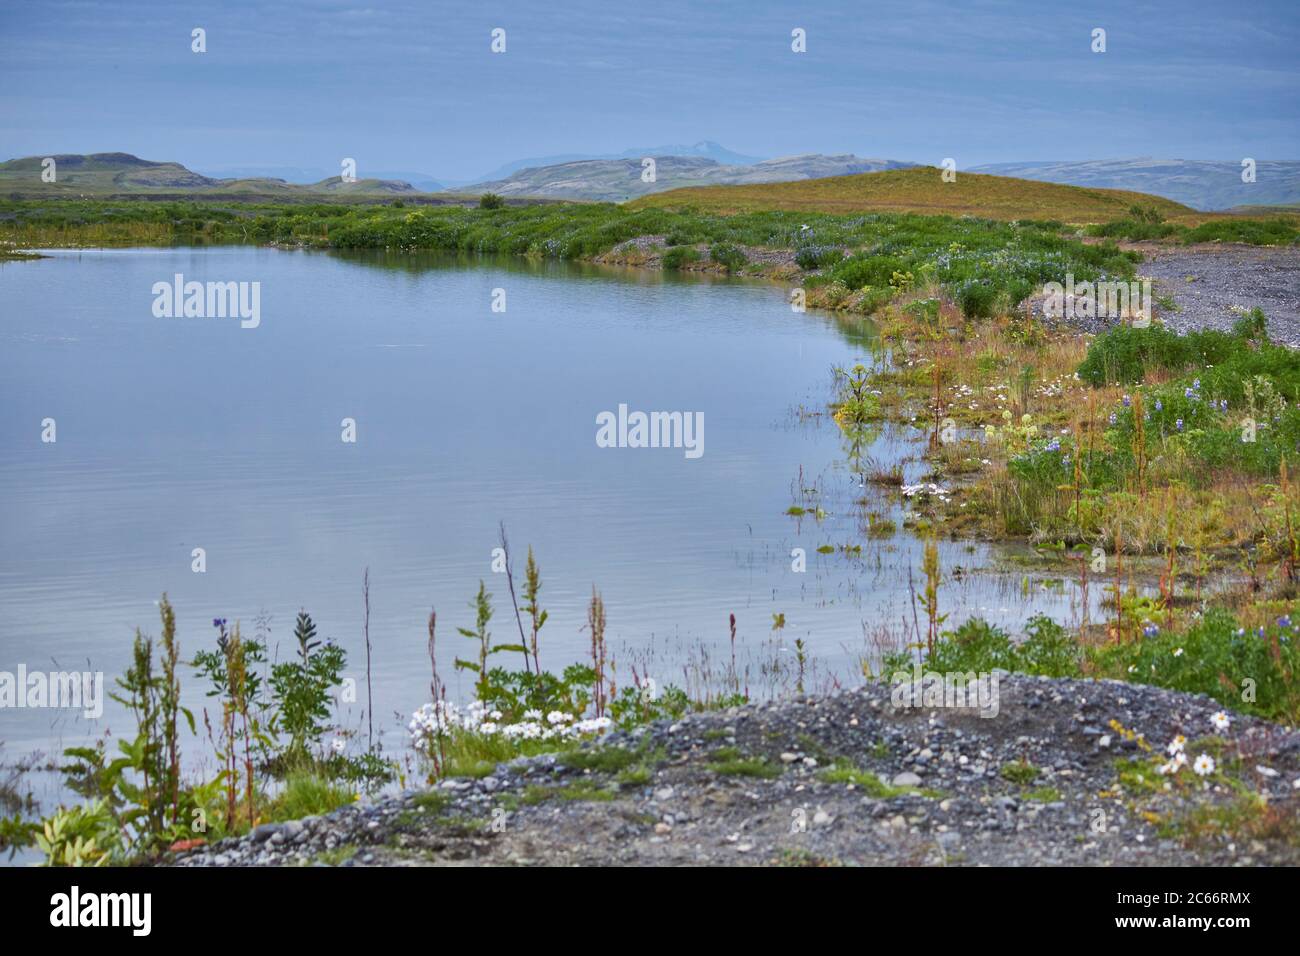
[999,760,1040,786]
[521,779,619,805]
[705,746,782,779]
[268,773,355,822]
[818,758,942,798]
[631,167,1199,222]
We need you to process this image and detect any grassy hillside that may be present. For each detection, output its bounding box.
[0,153,426,201]
[631,166,1199,223]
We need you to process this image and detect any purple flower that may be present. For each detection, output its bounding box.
[1219,399,1228,412]
[1279,615,1292,629]
[1122,394,1131,408]
[1184,387,1196,399]
[1143,622,1159,638]
[1154,399,1163,411]
[1046,438,1061,452]
[1175,418,1184,431]
[1109,412,1118,425]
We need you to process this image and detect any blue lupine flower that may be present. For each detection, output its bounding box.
[1142,622,1159,638]
[1046,438,1060,452]
[1109,412,1118,425]
[1154,399,1163,411]
[1175,418,1184,431]
[1184,387,1196,399]
[1122,395,1131,407]
[1219,399,1228,412]
[1278,615,1291,629]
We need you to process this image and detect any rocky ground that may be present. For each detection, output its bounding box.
[173,675,1300,867]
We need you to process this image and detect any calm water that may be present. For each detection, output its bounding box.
[0,247,1094,766]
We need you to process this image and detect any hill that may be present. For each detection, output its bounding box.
[471,154,915,202]
[0,153,421,200]
[629,166,1200,222]
[969,159,1300,212]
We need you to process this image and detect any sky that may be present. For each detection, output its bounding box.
[1,0,1297,181]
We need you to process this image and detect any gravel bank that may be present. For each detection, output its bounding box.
[1142,244,1300,346]
[173,675,1300,867]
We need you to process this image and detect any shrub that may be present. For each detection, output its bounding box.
[478,193,505,210]
[662,245,701,270]
[709,241,747,271]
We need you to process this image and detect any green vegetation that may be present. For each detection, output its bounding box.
[9,596,393,866]
[705,746,781,779]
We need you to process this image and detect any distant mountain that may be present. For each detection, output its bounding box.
[969,159,1300,212]
[0,153,422,199]
[470,153,917,201]
[469,141,762,185]
[202,164,446,193]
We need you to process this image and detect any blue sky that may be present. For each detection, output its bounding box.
[1,0,1296,180]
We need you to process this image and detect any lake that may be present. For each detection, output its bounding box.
[0,246,1096,765]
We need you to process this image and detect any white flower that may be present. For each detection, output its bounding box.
[1193,754,1215,776]
[331,737,346,754]
[1210,711,1230,732]
[1172,647,1184,657]
[1166,735,1186,755]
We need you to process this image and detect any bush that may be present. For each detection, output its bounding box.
[795,244,843,270]
[709,241,747,272]
[662,245,701,270]
[956,280,998,318]
[478,193,505,210]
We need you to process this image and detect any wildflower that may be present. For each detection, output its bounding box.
[1173,647,1184,657]
[1211,711,1230,732]
[1278,615,1292,629]
[1175,418,1184,431]
[1046,438,1060,452]
[1167,735,1186,755]
[1154,399,1163,411]
[1173,750,1188,768]
[1108,412,1118,425]
[1142,621,1159,638]
[1193,754,1215,776]
[331,737,346,754]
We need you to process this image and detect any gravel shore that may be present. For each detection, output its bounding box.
[172,675,1300,867]
[1142,244,1300,346]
